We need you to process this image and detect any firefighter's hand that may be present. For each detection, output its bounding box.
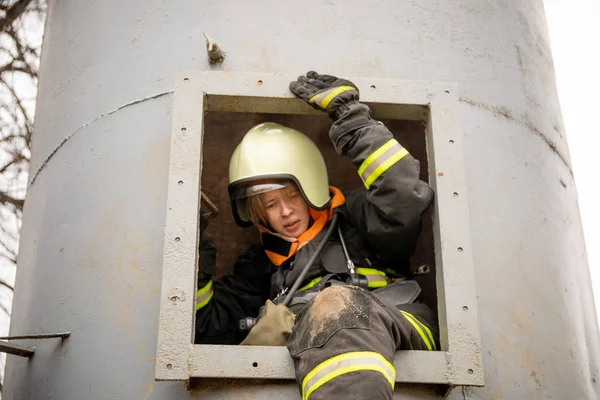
[289,71,359,118]
[240,300,295,346]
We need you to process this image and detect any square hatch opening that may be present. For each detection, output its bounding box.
[156,71,483,387]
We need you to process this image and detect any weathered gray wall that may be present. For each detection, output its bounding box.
[4,0,599,399]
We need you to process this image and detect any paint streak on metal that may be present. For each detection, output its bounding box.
[141,380,155,399]
[88,201,153,330]
[461,386,470,399]
[459,97,572,176]
[141,137,170,203]
[29,90,173,186]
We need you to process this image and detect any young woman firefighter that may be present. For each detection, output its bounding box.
[194,71,439,400]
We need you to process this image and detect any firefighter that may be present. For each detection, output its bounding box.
[195,71,438,400]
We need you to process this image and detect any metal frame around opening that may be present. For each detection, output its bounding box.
[156,71,483,387]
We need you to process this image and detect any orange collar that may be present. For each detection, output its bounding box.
[260,186,345,266]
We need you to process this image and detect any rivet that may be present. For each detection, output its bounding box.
[457,247,463,252]
[453,192,459,197]
[468,369,474,374]
[167,363,173,369]
[181,127,187,133]
[370,85,376,89]
[183,78,189,82]
[257,80,263,85]
[178,181,183,186]
[449,139,454,144]
[175,237,181,242]
[463,306,468,311]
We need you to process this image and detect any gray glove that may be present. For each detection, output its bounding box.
[289,71,359,118]
[240,300,295,346]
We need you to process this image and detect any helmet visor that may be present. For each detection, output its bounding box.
[230,181,291,200]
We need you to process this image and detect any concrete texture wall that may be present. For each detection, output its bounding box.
[4,0,599,399]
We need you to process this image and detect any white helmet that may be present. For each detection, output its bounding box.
[228,122,330,227]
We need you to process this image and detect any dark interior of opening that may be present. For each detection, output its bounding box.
[199,112,437,316]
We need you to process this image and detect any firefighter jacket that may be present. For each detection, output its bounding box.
[194,103,434,345]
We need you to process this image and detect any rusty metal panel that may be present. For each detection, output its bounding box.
[157,71,482,386]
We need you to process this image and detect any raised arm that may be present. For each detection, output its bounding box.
[290,71,434,258]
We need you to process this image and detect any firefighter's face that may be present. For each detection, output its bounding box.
[262,186,310,238]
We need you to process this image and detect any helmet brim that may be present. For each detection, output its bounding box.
[228,174,330,227]
[230,181,291,200]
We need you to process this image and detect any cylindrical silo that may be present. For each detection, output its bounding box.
[4,1,599,399]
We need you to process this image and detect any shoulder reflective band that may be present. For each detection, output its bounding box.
[358,139,409,189]
[195,280,214,311]
[309,86,356,109]
[355,267,389,288]
[298,276,323,292]
[301,351,395,400]
[400,310,436,351]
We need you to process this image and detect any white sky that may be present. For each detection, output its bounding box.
[544,0,600,323]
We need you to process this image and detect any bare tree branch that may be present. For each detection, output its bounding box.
[0,192,23,210]
[0,62,36,76]
[0,156,24,175]
[0,301,10,316]
[0,0,33,32]
[0,278,13,292]
[0,1,44,327]
[0,0,44,389]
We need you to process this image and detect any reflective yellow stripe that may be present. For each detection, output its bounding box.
[400,310,436,351]
[309,85,355,109]
[356,268,389,288]
[385,268,407,280]
[356,268,386,277]
[195,280,214,311]
[298,276,323,292]
[367,280,388,288]
[358,139,409,189]
[415,313,436,351]
[302,351,395,400]
[358,139,397,176]
[365,148,408,189]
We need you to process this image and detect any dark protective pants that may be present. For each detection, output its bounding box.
[286,285,438,400]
